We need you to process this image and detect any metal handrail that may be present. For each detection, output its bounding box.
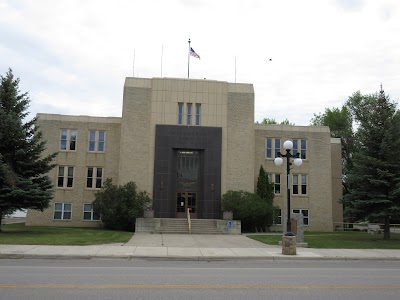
[187,208,191,234]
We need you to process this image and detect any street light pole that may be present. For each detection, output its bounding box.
[274,140,302,237]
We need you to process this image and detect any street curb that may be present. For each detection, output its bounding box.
[1,253,400,262]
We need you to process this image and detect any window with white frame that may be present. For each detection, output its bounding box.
[187,103,192,125]
[57,166,74,188]
[293,139,307,159]
[178,102,183,124]
[293,174,307,195]
[88,130,106,152]
[265,138,281,158]
[268,173,281,194]
[195,103,201,125]
[60,129,77,151]
[86,167,103,189]
[54,203,72,220]
[292,209,309,226]
[274,208,282,225]
[83,204,100,221]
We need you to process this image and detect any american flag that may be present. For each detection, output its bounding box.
[189,47,200,59]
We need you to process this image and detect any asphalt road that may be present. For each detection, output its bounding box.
[0,259,399,300]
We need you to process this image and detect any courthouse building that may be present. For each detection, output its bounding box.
[26,77,343,231]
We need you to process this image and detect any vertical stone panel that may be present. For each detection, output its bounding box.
[119,79,152,193]
[225,84,255,193]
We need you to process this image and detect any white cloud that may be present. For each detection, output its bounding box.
[1,0,399,125]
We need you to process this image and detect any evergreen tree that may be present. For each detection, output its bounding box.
[256,165,275,230]
[0,69,57,229]
[256,165,274,203]
[343,86,400,239]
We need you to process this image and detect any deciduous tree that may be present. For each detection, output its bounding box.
[93,179,151,231]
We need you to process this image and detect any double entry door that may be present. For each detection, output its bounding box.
[176,192,197,219]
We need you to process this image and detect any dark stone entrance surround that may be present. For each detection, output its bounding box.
[153,125,222,219]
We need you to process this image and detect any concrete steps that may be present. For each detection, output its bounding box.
[156,218,189,234]
[191,219,223,234]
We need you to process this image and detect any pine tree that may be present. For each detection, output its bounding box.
[0,69,57,230]
[256,165,275,229]
[343,86,400,239]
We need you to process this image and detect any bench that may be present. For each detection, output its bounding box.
[367,224,383,234]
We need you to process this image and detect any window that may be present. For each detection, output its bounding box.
[195,103,201,125]
[274,208,282,225]
[57,166,74,188]
[293,139,307,159]
[87,167,103,189]
[60,129,77,151]
[178,103,183,124]
[83,204,100,221]
[89,130,106,152]
[292,209,309,226]
[187,103,192,125]
[268,173,281,194]
[265,138,281,158]
[54,203,72,220]
[293,174,307,195]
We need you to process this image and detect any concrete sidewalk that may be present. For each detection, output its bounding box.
[1,233,400,261]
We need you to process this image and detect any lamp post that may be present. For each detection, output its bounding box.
[274,140,303,237]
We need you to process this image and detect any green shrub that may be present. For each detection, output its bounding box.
[221,190,273,232]
[93,179,151,231]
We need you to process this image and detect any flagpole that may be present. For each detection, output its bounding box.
[161,44,163,77]
[188,39,191,79]
[133,49,135,77]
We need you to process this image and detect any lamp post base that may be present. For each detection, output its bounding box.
[282,235,297,255]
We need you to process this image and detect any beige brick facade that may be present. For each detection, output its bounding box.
[26,77,342,231]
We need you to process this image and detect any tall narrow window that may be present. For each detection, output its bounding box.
[178,103,183,125]
[69,130,77,150]
[89,131,96,151]
[195,103,201,125]
[88,130,106,152]
[301,174,307,194]
[187,103,192,125]
[98,131,105,152]
[58,166,65,187]
[266,138,272,158]
[274,208,282,225]
[293,174,299,195]
[57,166,74,188]
[60,130,67,150]
[96,168,103,188]
[293,139,298,157]
[300,139,307,159]
[274,138,281,158]
[87,167,103,189]
[54,203,72,220]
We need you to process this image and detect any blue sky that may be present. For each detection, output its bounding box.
[1,0,399,125]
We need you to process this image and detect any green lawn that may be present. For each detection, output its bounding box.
[0,223,133,245]
[248,232,400,249]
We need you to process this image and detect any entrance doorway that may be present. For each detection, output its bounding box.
[176,192,197,218]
